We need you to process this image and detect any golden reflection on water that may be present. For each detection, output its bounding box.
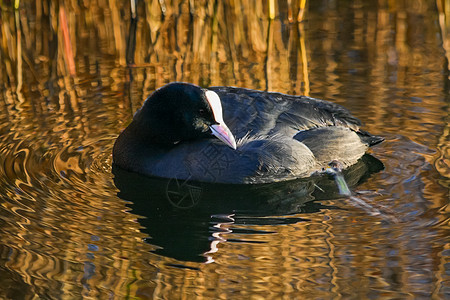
[0,0,449,299]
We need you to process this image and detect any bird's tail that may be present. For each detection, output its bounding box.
[358,130,384,147]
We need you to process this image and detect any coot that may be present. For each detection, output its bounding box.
[113,82,383,184]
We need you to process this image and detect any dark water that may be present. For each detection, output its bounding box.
[0,0,449,299]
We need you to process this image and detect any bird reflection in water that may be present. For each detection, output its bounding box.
[113,154,383,263]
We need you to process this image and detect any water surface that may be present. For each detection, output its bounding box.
[0,0,449,299]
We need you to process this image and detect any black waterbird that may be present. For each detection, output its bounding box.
[113,82,383,184]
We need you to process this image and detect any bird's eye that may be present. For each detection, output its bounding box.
[199,109,205,115]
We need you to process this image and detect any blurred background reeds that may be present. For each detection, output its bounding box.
[1,0,449,99]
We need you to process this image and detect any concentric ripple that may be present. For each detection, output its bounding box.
[0,103,158,298]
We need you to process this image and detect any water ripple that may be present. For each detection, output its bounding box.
[0,121,158,298]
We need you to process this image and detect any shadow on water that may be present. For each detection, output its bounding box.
[113,154,384,262]
[0,248,35,299]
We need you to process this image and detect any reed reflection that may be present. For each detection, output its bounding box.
[0,0,448,298]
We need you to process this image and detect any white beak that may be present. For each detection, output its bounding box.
[210,123,237,150]
[205,90,237,150]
